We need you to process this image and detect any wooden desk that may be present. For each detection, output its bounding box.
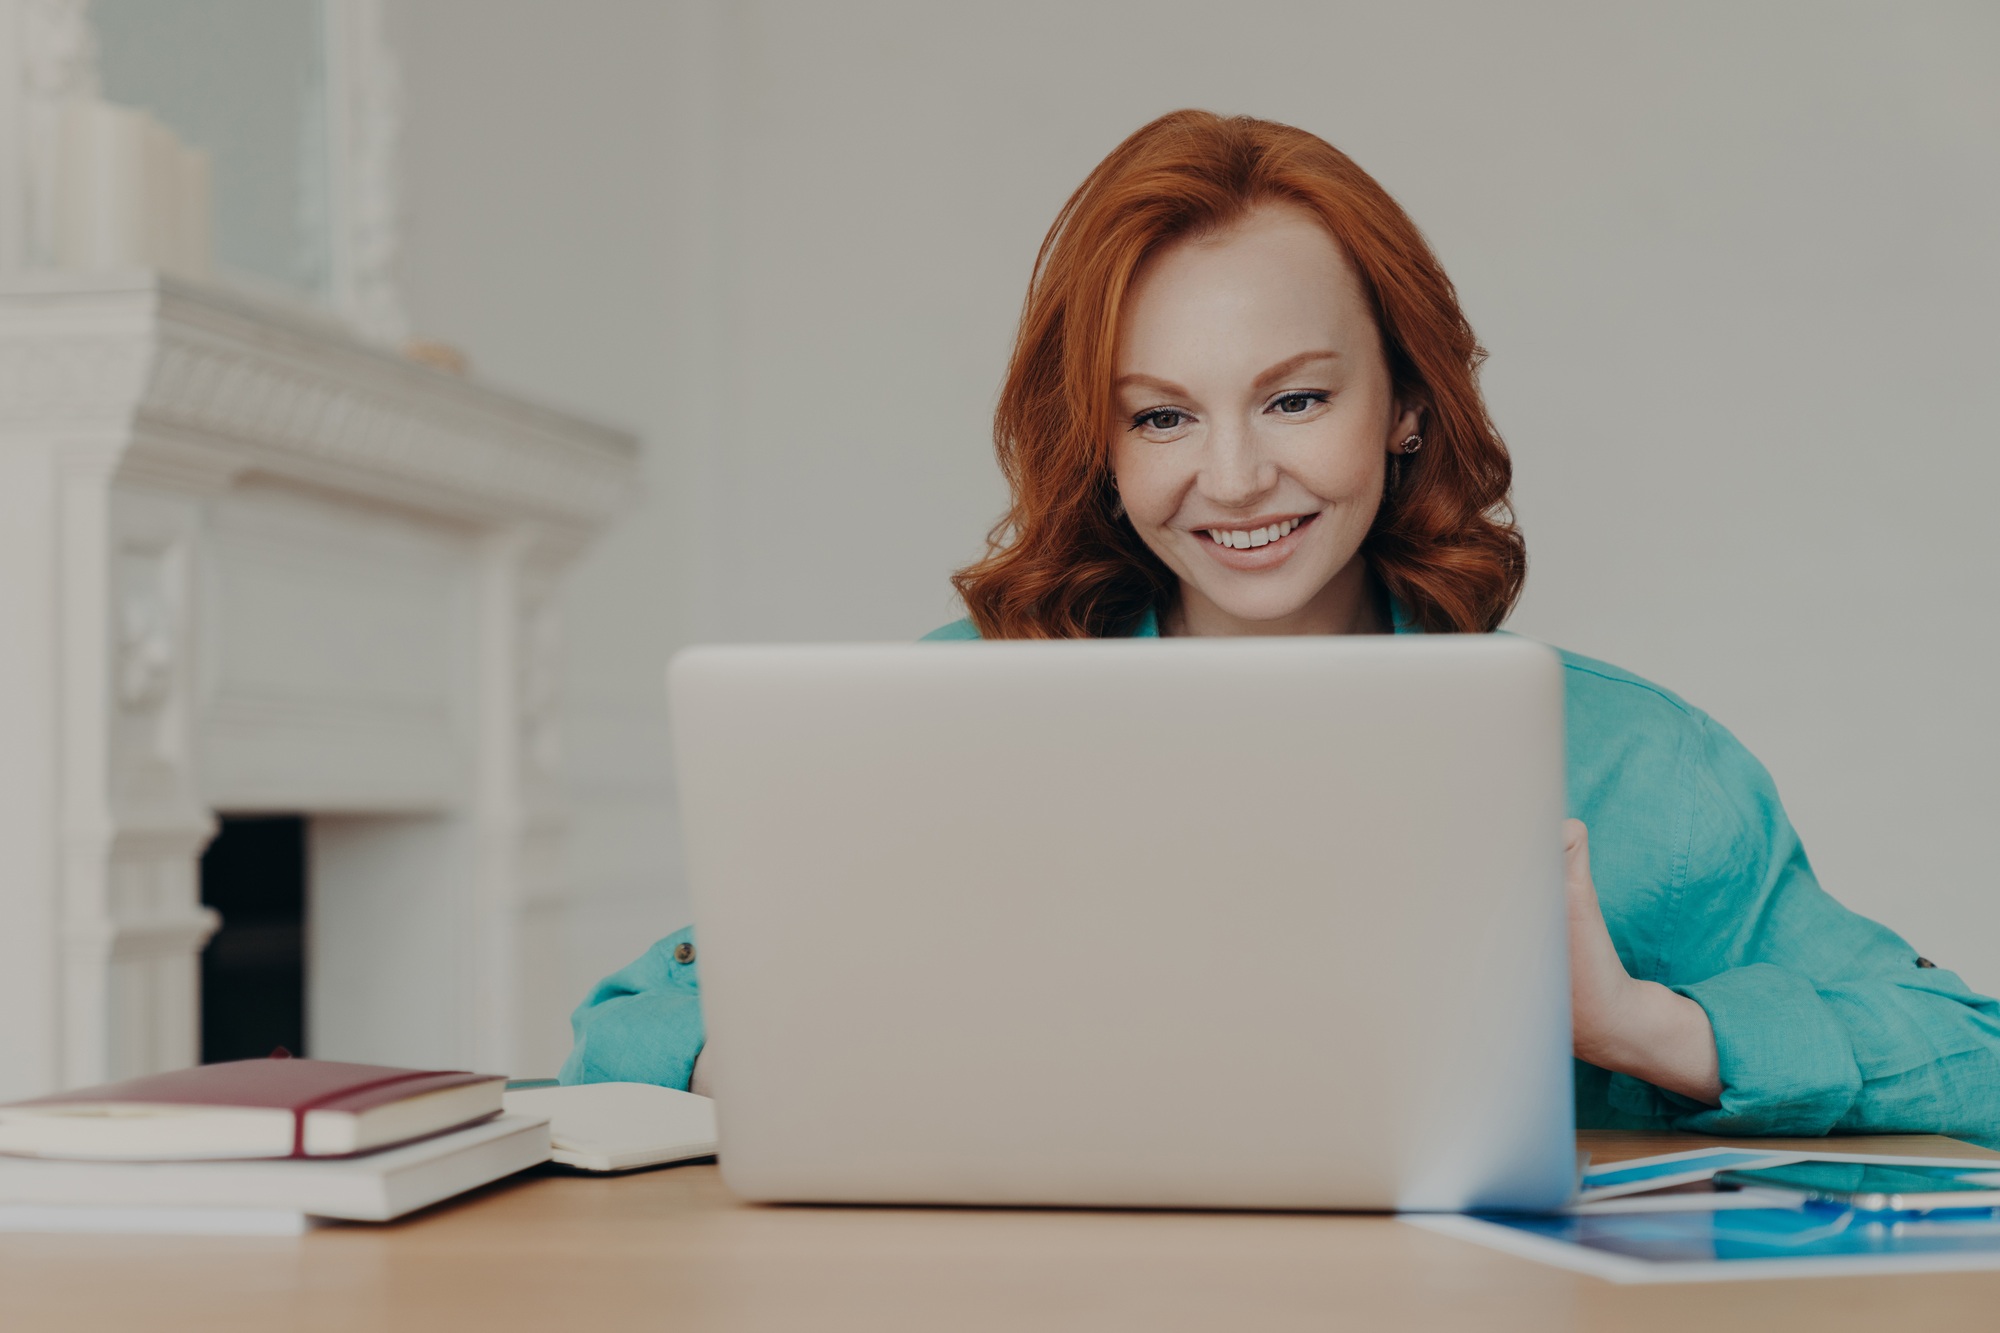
[4,1133,1997,1331]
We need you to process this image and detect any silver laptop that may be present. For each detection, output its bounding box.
[669,636,1574,1212]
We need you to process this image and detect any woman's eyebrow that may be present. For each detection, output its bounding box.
[1114,351,1340,400]
[1113,371,1191,398]
[1253,350,1340,389]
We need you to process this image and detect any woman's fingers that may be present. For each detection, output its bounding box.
[1565,818,1631,1062]
[1564,818,1608,935]
[690,1048,714,1098]
[1563,818,1592,900]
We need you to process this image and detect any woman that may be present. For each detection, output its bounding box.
[563,111,2000,1143]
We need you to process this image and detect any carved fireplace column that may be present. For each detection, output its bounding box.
[0,273,638,1098]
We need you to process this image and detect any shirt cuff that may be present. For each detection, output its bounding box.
[558,991,706,1089]
[1667,962,1862,1136]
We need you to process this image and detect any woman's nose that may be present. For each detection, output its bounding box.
[1200,420,1277,507]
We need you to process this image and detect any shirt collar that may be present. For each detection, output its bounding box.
[1129,596,1419,638]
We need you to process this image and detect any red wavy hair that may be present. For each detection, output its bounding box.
[952,110,1525,638]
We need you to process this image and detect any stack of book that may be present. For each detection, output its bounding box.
[0,1056,550,1234]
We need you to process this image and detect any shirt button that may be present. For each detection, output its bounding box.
[673,941,696,965]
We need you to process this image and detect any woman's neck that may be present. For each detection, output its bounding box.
[1163,561,1388,638]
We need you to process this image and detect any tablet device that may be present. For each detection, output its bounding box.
[1715,1162,2000,1212]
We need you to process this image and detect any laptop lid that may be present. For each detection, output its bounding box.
[670,635,1574,1211]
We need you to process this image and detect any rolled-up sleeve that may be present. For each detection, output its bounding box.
[1658,716,2000,1145]
[558,925,706,1090]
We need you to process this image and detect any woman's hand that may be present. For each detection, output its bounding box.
[689,1047,714,1098]
[1566,819,1723,1106]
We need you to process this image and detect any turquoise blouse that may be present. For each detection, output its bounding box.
[561,607,2000,1146]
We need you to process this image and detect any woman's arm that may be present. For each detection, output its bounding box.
[558,925,707,1090]
[1566,820,1721,1104]
[1641,718,2000,1144]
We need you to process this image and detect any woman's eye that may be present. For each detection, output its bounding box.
[1271,392,1326,415]
[1133,409,1187,432]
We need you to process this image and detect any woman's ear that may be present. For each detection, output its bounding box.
[1386,400,1425,452]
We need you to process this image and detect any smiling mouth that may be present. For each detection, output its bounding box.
[1202,512,1317,550]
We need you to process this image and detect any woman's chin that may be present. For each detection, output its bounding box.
[1182,578,1329,631]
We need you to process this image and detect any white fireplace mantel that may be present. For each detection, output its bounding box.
[0,270,640,1098]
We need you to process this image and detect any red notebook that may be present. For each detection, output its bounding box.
[0,1058,506,1161]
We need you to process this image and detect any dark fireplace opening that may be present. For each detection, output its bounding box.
[198,815,308,1063]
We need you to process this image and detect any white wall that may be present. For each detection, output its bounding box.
[395,0,2000,1072]
[396,0,719,1072]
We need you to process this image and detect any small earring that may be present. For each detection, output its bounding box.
[1399,433,1423,455]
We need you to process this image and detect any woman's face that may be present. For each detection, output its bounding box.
[1110,201,1419,636]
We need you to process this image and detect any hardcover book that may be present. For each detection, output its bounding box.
[0,1058,507,1160]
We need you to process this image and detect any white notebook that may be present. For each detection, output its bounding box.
[502,1083,717,1172]
[0,1112,550,1233]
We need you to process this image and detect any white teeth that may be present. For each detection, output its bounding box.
[1207,519,1304,549]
